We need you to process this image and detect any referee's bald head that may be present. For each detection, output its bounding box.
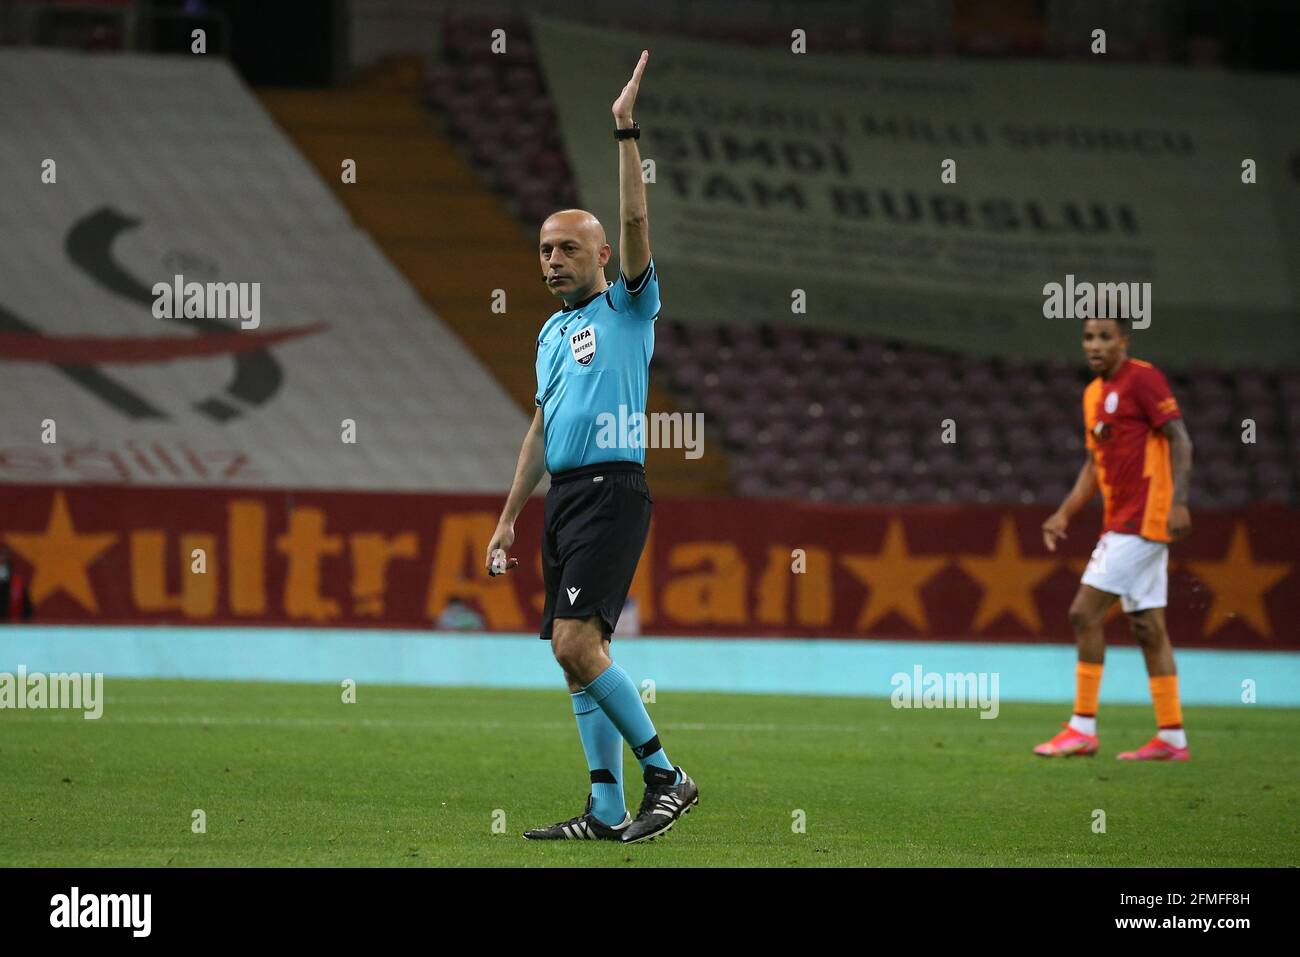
[539,209,612,303]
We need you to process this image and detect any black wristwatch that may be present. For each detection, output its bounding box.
[614,121,640,140]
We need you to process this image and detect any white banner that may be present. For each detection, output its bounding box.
[532,16,1300,366]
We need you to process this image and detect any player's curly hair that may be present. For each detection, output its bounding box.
[1082,311,1128,328]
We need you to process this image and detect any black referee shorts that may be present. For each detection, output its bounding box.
[540,461,653,642]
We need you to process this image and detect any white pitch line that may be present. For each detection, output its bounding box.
[0,712,867,734]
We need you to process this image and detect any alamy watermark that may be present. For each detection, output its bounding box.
[0,666,104,719]
[595,404,704,459]
[50,887,150,936]
[1042,274,1151,329]
[152,274,260,329]
[890,665,1000,719]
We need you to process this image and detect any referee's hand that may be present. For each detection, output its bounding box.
[612,49,648,122]
[486,522,519,576]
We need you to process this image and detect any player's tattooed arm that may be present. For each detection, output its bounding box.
[1161,419,1193,505]
[1042,453,1098,551]
[1162,418,1193,540]
[613,50,651,283]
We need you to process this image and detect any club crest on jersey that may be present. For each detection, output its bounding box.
[569,326,596,366]
[1104,391,1119,413]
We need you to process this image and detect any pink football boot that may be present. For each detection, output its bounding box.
[1033,722,1100,757]
[1117,736,1190,761]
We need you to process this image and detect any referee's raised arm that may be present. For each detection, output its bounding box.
[612,50,650,282]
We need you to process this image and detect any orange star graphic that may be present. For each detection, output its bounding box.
[1184,524,1292,640]
[4,491,118,612]
[958,516,1058,633]
[840,519,947,633]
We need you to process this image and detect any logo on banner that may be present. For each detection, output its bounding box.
[569,326,596,366]
[0,207,327,421]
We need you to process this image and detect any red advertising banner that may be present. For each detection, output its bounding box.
[0,484,1295,649]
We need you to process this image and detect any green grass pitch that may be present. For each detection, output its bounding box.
[2,677,1296,866]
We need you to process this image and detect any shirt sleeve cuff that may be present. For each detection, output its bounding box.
[622,260,654,295]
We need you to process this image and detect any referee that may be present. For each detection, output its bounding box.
[485,51,698,844]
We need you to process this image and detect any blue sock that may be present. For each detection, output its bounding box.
[571,690,626,826]
[585,663,679,782]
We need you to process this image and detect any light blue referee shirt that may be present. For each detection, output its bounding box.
[534,258,660,474]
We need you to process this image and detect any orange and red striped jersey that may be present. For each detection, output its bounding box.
[1083,358,1182,542]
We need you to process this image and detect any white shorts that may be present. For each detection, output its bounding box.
[1080,531,1168,613]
